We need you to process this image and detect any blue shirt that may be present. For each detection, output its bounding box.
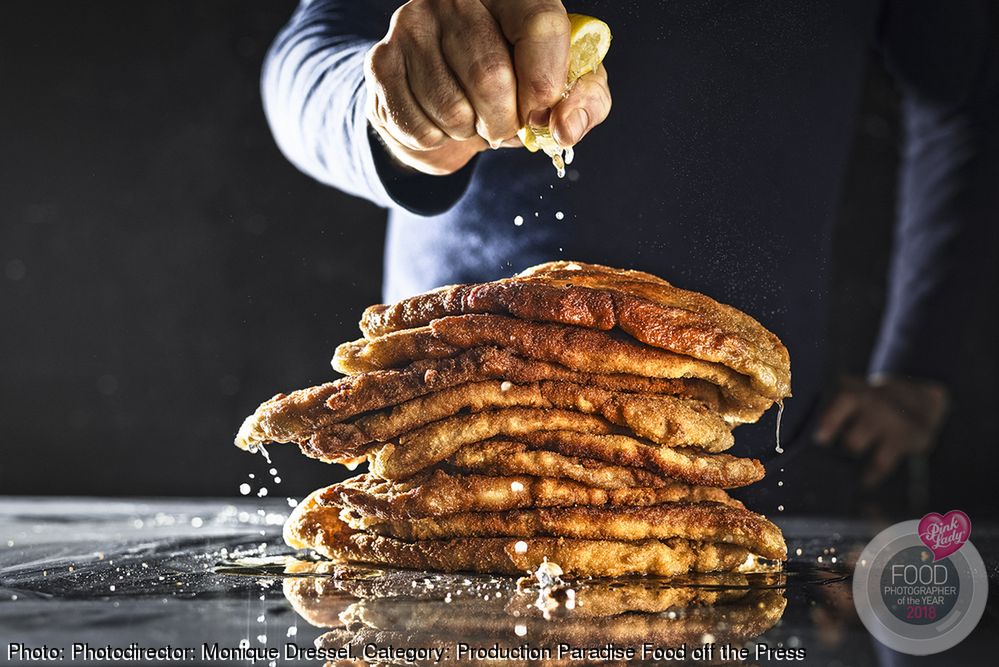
[261,0,999,449]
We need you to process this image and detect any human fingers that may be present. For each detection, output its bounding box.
[402,14,477,140]
[814,388,860,445]
[365,39,449,153]
[483,0,570,125]
[841,416,879,457]
[371,123,486,175]
[862,439,905,488]
[550,64,611,147]
[440,0,519,145]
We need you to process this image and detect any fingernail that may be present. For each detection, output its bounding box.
[528,108,551,128]
[565,108,589,145]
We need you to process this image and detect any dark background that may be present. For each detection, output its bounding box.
[2,2,996,514]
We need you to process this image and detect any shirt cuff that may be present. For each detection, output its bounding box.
[365,125,478,216]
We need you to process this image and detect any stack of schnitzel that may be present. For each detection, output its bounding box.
[236,261,790,577]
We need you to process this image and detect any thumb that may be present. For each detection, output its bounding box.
[551,64,612,147]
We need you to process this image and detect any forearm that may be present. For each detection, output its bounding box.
[871,97,999,383]
[261,0,393,206]
[870,1,999,384]
[262,0,481,214]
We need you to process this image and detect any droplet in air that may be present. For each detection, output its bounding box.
[239,484,251,496]
[513,215,524,226]
[555,211,564,220]
[774,399,785,454]
[257,487,268,497]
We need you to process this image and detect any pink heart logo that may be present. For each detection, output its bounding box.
[918,510,971,561]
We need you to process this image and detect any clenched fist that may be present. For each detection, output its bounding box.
[364,0,612,175]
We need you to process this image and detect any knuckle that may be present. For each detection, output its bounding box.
[526,72,558,100]
[467,54,515,91]
[520,6,570,41]
[437,97,475,132]
[390,1,425,29]
[407,122,447,150]
[365,42,397,81]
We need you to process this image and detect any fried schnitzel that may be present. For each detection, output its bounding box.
[240,260,792,580]
[359,261,790,398]
[332,380,734,454]
[235,346,766,463]
[343,504,786,561]
[335,315,769,407]
[304,532,748,579]
[320,469,742,519]
[367,407,738,481]
[446,439,693,489]
[504,430,766,488]
[371,428,763,487]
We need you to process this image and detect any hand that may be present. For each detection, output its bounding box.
[364,0,613,175]
[815,375,949,488]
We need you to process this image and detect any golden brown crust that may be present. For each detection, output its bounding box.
[511,430,765,488]
[346,504,786,561]
[310,532,750,578]
[285,490,754,576]
[446,439,687,490]
[317,380,734,458]
[368,409,619,480]
[283,488,355,551]
[236,346,765,462]
[321,469,742,519]
[335,315,768,408]
[327,346,755,420]
[359,261,791,399]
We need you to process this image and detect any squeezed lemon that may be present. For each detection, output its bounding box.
[518,14,612,177]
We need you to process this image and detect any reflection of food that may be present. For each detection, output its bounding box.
[238,262,791,577]
[282,564,787,666]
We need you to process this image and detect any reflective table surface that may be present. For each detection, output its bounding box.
[1,499,996,665]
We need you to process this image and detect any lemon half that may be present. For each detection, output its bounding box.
[518,13,612,171]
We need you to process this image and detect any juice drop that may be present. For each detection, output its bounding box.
[774,399,784,454]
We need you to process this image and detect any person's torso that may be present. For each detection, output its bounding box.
[382,0,883,454]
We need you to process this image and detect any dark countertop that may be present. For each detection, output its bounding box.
[1,499,996,666]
